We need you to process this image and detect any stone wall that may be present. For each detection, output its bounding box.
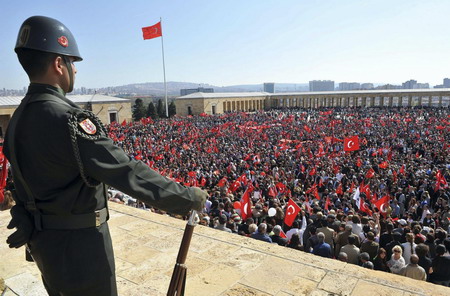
[1,203,449,295]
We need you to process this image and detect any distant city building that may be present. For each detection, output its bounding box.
[443,78,450,88]
[360,83,374,90]
[263,82,275,93]
[413,83,429,89]
[180,87,214,96]
[309,80,334,91]
[339,82,360,91]
[402,80,417,89]
[434,85,445,89]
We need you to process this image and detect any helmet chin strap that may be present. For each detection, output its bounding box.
[62,56,74,93]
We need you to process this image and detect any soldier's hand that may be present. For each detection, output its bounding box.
[6,205,34,249]
[190,187,208,212]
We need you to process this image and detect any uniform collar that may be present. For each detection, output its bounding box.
[26,83,79,108]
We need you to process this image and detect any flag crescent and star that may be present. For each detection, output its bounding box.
[287,205,295,216]
[142,22,162,40]
[347,140,355,150]
[344,136,360,152]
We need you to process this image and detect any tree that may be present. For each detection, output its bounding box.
[156,99,166,118]
[147,101,158,119]
[132,98,147,121]
[168,101,176,117]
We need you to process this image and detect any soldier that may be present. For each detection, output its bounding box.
[4,16,207,296]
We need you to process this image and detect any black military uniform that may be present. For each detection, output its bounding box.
[5,16,206,296]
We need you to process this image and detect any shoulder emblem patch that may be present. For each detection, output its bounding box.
[79,118,97,135]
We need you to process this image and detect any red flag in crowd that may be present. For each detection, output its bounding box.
[360,201,373,216]
[0,148,7,203]
[240,188,252,221]
[280,229,288,239]
[392,170,398,183]
[230,180,241,192]
[336,183,343,195]
[142,22,162,40]
[365,168,375,179]
[379,161,389,169]
[276,182,286,194]
[304,125,312,133]
[360,182,371,197]
[121,119,127,127]
[217,177,227,187]
[374,195,390,216]
[324,197,331,211]
[284,198,301,226]
[399,165,405,175]
[200,176,207,187]
[268,185,278,197]
[309,167,316,176]
[356,158,362,167]
[343,136,360,152]
[435,170,448,192]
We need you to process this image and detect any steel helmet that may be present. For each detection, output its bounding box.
[15,16,82,61]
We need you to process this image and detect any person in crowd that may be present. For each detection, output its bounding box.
[373,248,390,272]
[0,190,15,211]
[360,231,379,261]
[270,225,288,246]
[386,232,404,260]
[415,243,432,278]
[287,233,303,251]
[215,214,232,233]
[312,232,332,258]
[388,245,406,274]
[401,233,417,265]
[340,235,360,265]
[251,223,272,243]
[399,254,426,281]
[338,252,348,263]
[429,244,450,286]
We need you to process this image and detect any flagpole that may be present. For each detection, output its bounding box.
[160,17,169,118]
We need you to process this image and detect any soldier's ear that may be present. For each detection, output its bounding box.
[53,56,65,76]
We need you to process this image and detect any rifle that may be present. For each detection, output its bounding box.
[167,210,198,296]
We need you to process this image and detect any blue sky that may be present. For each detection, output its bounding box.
[1,0,449,90]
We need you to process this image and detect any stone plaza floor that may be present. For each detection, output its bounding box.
[1,202,449,296]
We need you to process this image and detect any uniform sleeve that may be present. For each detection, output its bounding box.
[70,114,201,216]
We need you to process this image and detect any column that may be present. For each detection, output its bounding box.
[352,97,356,107]
[428,96,432,107]
[370,97,375,107]
[408,96,412,107]
[398,96,403,107]
[439,96,443,107]
[362,97,367,107]
[418,96,423,106]
[379,96,384,107]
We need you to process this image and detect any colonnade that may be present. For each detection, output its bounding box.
[273,95,447,108]
[222,99,265,112]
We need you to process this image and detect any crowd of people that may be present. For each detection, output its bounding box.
[4,105,448,285]
[106,106,450,286]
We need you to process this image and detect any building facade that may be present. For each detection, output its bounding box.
[309,80,335,91]
[339,82,361,91]
[263,83,275,93]
[0,94,132,138]
[175,89,450,115]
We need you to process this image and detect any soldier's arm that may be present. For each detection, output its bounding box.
[70,114,206,215]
